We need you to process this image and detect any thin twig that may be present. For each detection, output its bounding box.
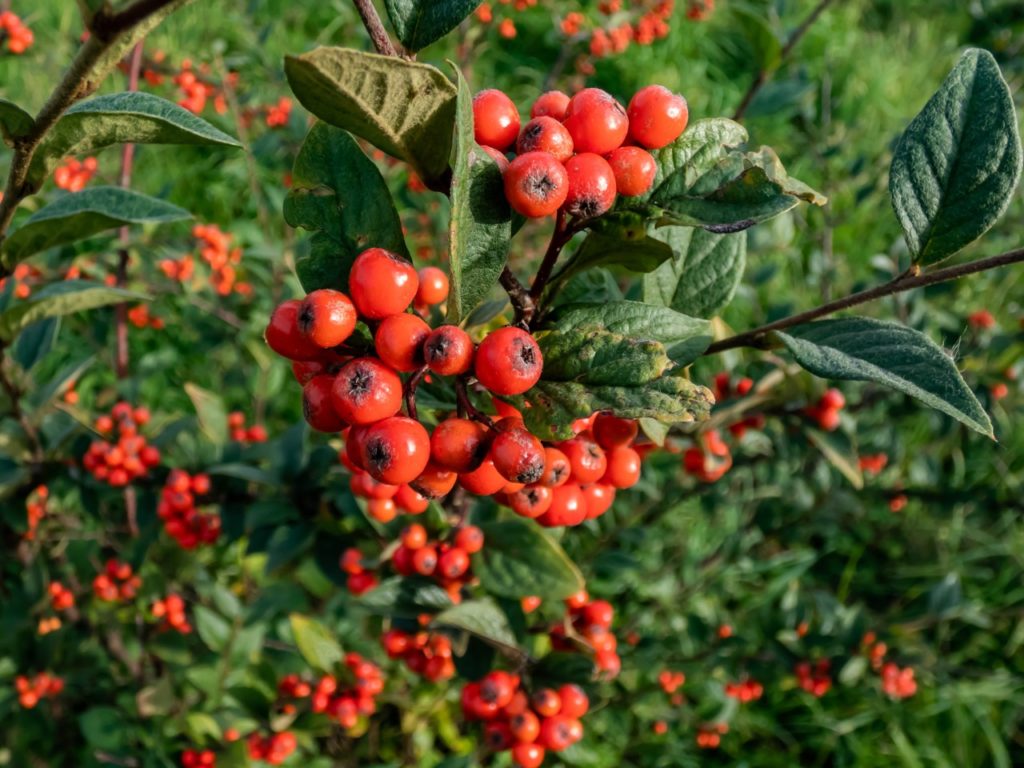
[500,266,534,327]
[352,0,398,57]
[455,376,493,426]
[733,0,839,121]
[528,209,569,303]
[404,365,428,420]
[703,248,1024,355]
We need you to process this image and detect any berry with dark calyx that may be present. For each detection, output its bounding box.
[412,545,438,575]
[410,461,458,499]
[537,483,588,527]
[560,436,608,484]
[438,546,470,579]
[349,248,419,319]
[608,146,657,196]
[475,327,543,396]
[416,266,449,306]
[562,88,629,154]
[454,525,485,553]
[302,374,347,432]
[510,710,540,743]
[516,116,574,162]
[266,299,322,360]
[297,289,357,348]
[539,447,571,487]
[374,313,431,372]
[507,484,553,518]
[424,325,475,376]
[490,423,546,484]
[539,715,577,751]
[360,416,431,485]
[531,90,570,120]
[504,151,569,218]
[473,89,521,150]
[331,357,403,425]
[401,523,427,549]
[563,153,617,219]
[627,85,689,149]
[431,418,491,473]
[531,688,561,717]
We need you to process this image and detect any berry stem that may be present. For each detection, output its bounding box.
[703,248,1024,355]
[404,365,429,421]
[455,377,493,426]
[499,265,535,327]
[351,0,399,57]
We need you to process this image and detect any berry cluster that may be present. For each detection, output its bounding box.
[657,669,685,703]
[858,452,888,476]
[228,411,268,443]
[158,470,220,549]
[277,654,385,728]
[338,546,379,595]
[472,84,687,220]
[804,388,845,431]
[551,591,621,676]
[48,582,74,612]
[37,616,62,635]
[158,252,196,282]
[265,96,293,127]
[54,156,98,192]
[0,10,33,54]
[127,303,166,329]
[461,673,590,768]
[682,429,732,483]
[0,262,39,299]
[880,662,917,699]
[174,60,230,115]
[381,627,456,682]
[192,223,250,296]
[92,559,141,602]
[724,678,764,703]
[14,672,63,709]
[152,594,192,634]
[83,403,161,487]
[180,749,216,768]
[795,660,832,697]
[246,732,297,765]
[712,371,765,438]
[695,722,728,749]
[24,483,47,540]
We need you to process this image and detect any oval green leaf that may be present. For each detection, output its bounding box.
[0,97,34,143]
[0,282,145,341]
[384,0,482,52]
[289,614,343,672]
[643,226,747,318]
[476,518,584,600]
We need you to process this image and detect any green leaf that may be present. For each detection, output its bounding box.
[2,186,190,265]
[531,653,596,686]
[284,123,409,292]
[732,6,783,72]
[136,676,175,717]
[0,98,33,143]
[79,706,126,750]
[805,428,863,489]
[184,382,228,447]
[476,518,585,600]
[384,0,482,52]
[29,356,93,414]
[432,598,520,655]
[645,118,749,204]
[193,605,232,652]
[28,92,239,185]
[0,282,145,341]
[777,316,993,438]
[445,66,511,324]
[358,576,453,618]
[545,300,711,367]
[538,330,670,387]
[889,49,1022,265]
[643,226,747,318]
[284,47,457,183]
[510,376,715,442]
[289,614,343,672]
[12,318,59,370]
[551,229,675,291]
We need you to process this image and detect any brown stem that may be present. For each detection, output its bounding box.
[704,248,1024,355]
[733,0,838,121]
[404,365,428,420]
[528,210,569,303]
[455,376,493,426]
[352,0,398,57]
[500,266,534,327]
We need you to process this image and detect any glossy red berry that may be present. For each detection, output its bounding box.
[490,424,546,484]
[531,688,561,717]
[562,88,629,154]
[627,85,689,149]
[482,145,510,173]
[410,461,458,499]
[360,416,431,485]
[475,327,543,396]
[437,546,470,579]
[266,299,322,360]
[507,484,553,518]
[539,715,576,751]
[592,413,638,449]
[423,325,474,376]
[558,684,589,718]
[302,374,346,432]
[431,418,490,473]
[539,447,571,487]
[374,313,430,372]
[582,483,615,518]
[510,710,541,743]
[563,153,617,219]
[608,146,657,197]
[367,497,397,522]
[560,436,607,484]
[504,151,569,218]
[537,483,588,527]
[416,267,449,306]
[454,525,484,553]
[480,671,516,708]
[473,89,521,151]
[298,289,357,348]
[349,248,419,319]
[511,742,546,768]
[395,483,430,514]
[531,90,570,120]
[459,458,507,496]
[412,545,438,575]
[332,358,403,425]
[602,445,641,488]
[516,116,574,162]
[400,523,427,549]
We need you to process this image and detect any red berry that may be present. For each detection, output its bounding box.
[431,418,490,473]
[473,89,521,150]
[266,299,322,360]
[416,266,449,306]
[562,88,629,154]
[395,483,430,514]
[302,374,347,432]
[410,461,458,499]
[475,327,543,396]
[558,684,589,718]
[454,525,485,553]
[582,483,615,518]
[608,146,657,197]
[510,710,541,743]
[374,313,430,373]
[531,688,561,717]
[563,153,617,219]
[331,357,403,425]
[298,289,357,348]
[516,116,574,162]
[602,445,641,488]
[538,715,576,751]
[400,523,427,549]
[349,248,419,319]
[437,546,470,579]
[367,497,397,522]
[537,483,588,527]
[480,671,516,708]
[482,145,510,173]
[627,85,688,149]
[820,388,846,411]
[506,484,553,518]
[504,151,569,218]
[539,447,571,487]
[560,436,607,483]
[459,458,508,496]
[360,416,431,485]
[531,90,570,120]
[412,545,438,575]
[511,742,546,768]
[423,325,474,376]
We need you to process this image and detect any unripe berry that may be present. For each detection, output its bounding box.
[298,289,357,348]
[473,89,521,150]
[331,357,403,425]
[349,248,419,319]
[627,85,689,149]
[475,327,543,396]
[504,151,569,218]
[374,313,430,372]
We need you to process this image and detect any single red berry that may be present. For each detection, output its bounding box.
[539,447,571,487]
[484,721,514,751]
[360,416,431,485]
[531,90,570,120]
[563,153,617,219]
[302,374,347,432]
[538,715,576,751]
[367,497,397,522]
[506,484,553,518]
[412,545,438,575]
[608,146,657,197]
[431,418,491,473]
[331,358,403,425]
[580,599,614,629]
[602,445,641,488]
[511,742,546,768]
[582,483,615,518]
[627,85,689,149]
[423,325,474,376]
[298,289,357,348]
[480,671,516,708]
[560,436,607,484]
[459,458,508,495]
[482,145,510,173]
[475,327,543,396]
[516,116,574,162]
[557,684,589,718]
[401,523,427,549]
[416,266,449,306]
[410,461,458,499]
[510,710,540,743]
[438,546,470,579]
[266,299,322,360]
[395,483,430,514]
[531,688,561,717]
[349,248,419,319]
[374,313,431,372]
[537,483,588,527]
[473,89,521,150]
[504,151,569,218]
[562,88,629,154]
[592,413,638,449]
[820,388,846,410]
[454,525,484,553]
[490,424,546,484]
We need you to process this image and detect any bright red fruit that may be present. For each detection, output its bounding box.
[627,85,689,149]
[266,299,322,360]
[374,313,430,372]
[608,146,657,196]
[416,266,449,306]
[504,151,569,218]
[531,90,570,120]
[423,325,474,376]
[562,88,629,154]
[473,89,521,150]
[349,248,419,319]
[297,289,357,348]
[475,327,543,395]
[302,374,346,432]
[360,416,431,485]
[331,358,403,425]
[516,116,574,162]
[563,153,617,219]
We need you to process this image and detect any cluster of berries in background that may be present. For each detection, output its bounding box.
[275,654,384,730]
[246,731,297,766]
[24,483,48,540]
[179,748,216,768]
[804,387,846,431]
[151,594,192,634]
[158,470,220,549]
[0,9,33,54]
[795,659,832,697]
[92,559,141,603]
[382,626,456,682]
[473,84,688,219]
[682,429,732,483]
[53,156,98,191]
[228,410,268,443]
[724,678,764,704]
[461,673,590,768]
[551,591,621,676]
[14,672,62,709]
[191,223,250,297]
[127,302,166,329]
[0,262,41,299]
[82,403,161,487]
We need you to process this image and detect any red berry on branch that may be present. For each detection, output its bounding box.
[504,151,569,218]
[416,266,449,306]
[627,85,689,149]
[349,248,419,319]
[563,152,617,218]
[516,116,574,162]
[374,313,431,372]
[360,416,431,485]
[473,89,521,150]
[531,90,571,120]
[331,358,403,425]
[298,289,357,348]
[302,374,347,433]
[424,325,475,376]
[475,327,543,396]
[266,299,322,360]
[562,88,629,154]
[608,145,657,196]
